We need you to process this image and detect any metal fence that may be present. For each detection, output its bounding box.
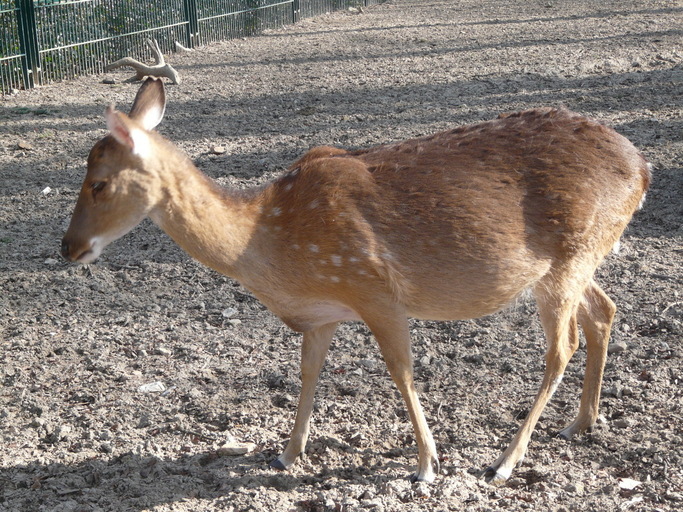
[1,0,382,95]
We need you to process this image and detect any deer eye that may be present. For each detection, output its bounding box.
[91,181,107,197]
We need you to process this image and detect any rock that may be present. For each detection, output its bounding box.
[358,358,376,369]
[618,478,641,490]
[603,385,622,398]
[138,381,166,393]
[137,414,152,428]
[608,341,628,354]
[17,141,34,151]
[211,145,226,155]
[103,78,116,84]
[154,346,171,356]
[41,187,52,195]
[221,307,238,318]
[613,417,631,428]
[218,440,256,456]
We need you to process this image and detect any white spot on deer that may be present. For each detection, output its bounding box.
[330,276,340,283]
[331,255,342,266]
[381,251,396,262]
[349,257,360,263]
[283,183,293,192]
[292,244,300,250]
[270,207,282,217]
[309,244,319,253]
[308,199,320,210]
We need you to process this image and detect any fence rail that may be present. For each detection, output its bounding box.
[1,0,381,95]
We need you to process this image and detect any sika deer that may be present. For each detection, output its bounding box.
[61,78,650,484]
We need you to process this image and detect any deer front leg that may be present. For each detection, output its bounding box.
[271,322,337,470]
[363,306,439,483]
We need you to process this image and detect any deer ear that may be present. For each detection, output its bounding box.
[105,105,151,157]
[128,77,166,130]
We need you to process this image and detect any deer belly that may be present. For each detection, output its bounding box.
[276,300,362,332]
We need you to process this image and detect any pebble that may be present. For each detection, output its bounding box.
[613,417,632,428]
[221,307,238,318]
[138,381,166,393]
[211,145,226,155]
[608,341,628,354]
[17,141,34,150]
[358,358,376,369]
[618,478,641,490]
[218,441,256,456]
[154,346,172,356]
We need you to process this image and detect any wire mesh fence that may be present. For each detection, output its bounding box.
[1,0,382,94]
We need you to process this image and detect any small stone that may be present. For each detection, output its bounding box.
[217,441,256,456]
[619,478,641,490]
[608,342,628,354]
[613,417,631,428]
[154,346,171,356]
[358,359,376,369]
[603,386,622,398]
[138,381,166,393]
[44,258,59,265]
[221,307,238,318]
[137,415,152,428]
[227,319,242,327]
[103,78,116,84]
[41,187,52,195]
[211,145,226,155]
[99,442,113,453]
[17,141,34,151]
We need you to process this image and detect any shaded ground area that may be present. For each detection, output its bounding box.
[1,0,681,510]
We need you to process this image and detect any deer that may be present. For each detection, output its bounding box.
[61,78,650,484]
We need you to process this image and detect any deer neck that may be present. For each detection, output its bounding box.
[148,150,263,280]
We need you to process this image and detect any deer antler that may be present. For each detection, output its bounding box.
[106,39,180,84]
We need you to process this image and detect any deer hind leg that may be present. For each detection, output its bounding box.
[271,322,338,470]
[363,306,439,483]
[559,280,616,439]
[484,279,582,485]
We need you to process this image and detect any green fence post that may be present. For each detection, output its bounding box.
[292,0,300,23]
[183,0,199,48]
[15,0,40,89]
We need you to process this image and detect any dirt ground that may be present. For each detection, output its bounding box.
[1,0,682,510]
